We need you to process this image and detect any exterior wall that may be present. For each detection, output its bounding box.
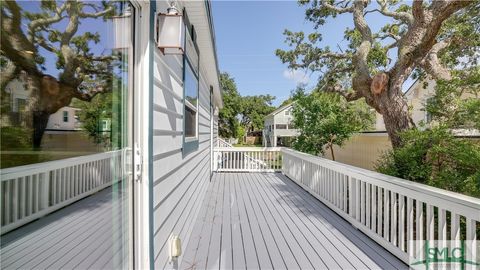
[46,107,82,130]
[263,104,298,146]
[375,79,436,131]
[323,133,392,170]
[150,1,217,268]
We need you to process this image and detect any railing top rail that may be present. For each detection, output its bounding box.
[282,148,480,214]
[215,147,282,152]
[1,150,123,180]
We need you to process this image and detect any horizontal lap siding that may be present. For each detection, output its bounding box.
[151,6,213,266]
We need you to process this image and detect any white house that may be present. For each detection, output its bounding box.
[4,79,82,131]
[263,102,299,146]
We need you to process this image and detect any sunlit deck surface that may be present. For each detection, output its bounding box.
[0,186,128,270]
[181,172,408,270]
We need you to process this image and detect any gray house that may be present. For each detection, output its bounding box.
[1,1,479,270]
[263,102,299,146]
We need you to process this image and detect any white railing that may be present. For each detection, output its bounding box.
[282,148,480,266]
[214,147,282,172]
[216,138,233,148]
[0,150,125,234]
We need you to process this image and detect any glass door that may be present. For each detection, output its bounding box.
[0,1,134,269]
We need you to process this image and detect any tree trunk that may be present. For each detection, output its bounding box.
[376,90,414,148]
[32,110,50,148]
[329,143,335,161]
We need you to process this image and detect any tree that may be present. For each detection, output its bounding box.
[240,95,275,133]
[1,1,118,148]
[218,73,242,138]
[291,89,374,160]
[276,0,479,148]
[426,67,480,130]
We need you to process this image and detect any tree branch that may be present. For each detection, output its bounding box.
[28,2,67,42]
[351,0,373,94]
[376,0,414,25]
[419,40,452,80]
[322,0,354,14]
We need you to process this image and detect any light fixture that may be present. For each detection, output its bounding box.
[157,2,185,55]
[112,5,132,50]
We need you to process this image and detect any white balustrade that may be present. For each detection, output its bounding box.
[1,150,125,234]
[216,138,233,148]
[282,147,480,265]
[214,147,282,172]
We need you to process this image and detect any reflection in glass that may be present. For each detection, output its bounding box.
[1,1,133,269]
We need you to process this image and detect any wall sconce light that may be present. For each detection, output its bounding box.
[157,3,185,55]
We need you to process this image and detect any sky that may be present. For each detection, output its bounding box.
[211,1,405,107]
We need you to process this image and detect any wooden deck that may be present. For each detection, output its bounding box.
[181,172,408,270]
[0,185,129,270]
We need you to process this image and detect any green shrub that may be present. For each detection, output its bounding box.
[376,126,480,198]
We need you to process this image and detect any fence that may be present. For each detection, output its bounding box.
[1,150,125,234]
[213,147,282,172]
[282,147,479,265]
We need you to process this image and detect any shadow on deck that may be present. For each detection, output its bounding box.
[0,185,129,270]
[181,172,408,270]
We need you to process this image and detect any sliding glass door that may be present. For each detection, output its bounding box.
[0,1,135,269]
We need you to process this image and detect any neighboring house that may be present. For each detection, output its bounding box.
[3,78,82,131]
[45,107,82,131]
[375,78,479,136]
[263,102,299,146]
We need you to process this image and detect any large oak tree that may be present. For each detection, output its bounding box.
[1,1,117,147]
[276,0,479,148]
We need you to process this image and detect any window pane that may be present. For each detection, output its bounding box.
[185,62,198,107]
[0,1,133,268]
[185,106,197,137]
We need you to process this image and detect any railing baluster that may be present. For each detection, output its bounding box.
[438,208,446,252]
[416,200,424,257]
[399,195,405,251]
[378,187,383,237]
[366,183,371,228]
[391,192,398,246]
[384,189,390,241]
[426,205,434,241]
[407,198,414,256]
[360,181,365,225]
[466,218,477,270]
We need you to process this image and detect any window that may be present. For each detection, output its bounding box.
[184,62,198,138]
[285,109,290,115]
[288,123,295,129]
[183,13,200,154]
[276,124,287,129]
[63,111,69,122]
[16,98,26,112]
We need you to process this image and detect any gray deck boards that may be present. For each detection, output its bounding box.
[0,185,129,270]
[181,172,408,270]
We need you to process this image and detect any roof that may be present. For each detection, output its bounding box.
[184,0,223,108]
[266,101,296,117]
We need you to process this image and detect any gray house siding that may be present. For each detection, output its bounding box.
[152,49,213,268]
[150,3,216,267]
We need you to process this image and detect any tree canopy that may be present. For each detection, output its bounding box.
[1,1,122,147]
[240,95,275,133]
[218,73,242,138]
[218,73,275,138]
[291,89,374,160]
[276,0,479,148]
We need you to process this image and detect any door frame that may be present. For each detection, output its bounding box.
[130,1,152,269]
